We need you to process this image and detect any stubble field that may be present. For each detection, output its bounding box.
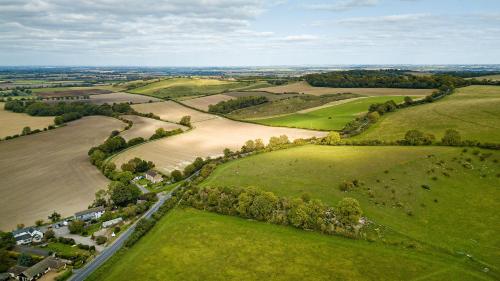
[0,102,54,138]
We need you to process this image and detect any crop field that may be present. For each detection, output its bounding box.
[31,85,122,94]
[34,88,112,97]
[87,208,487,281]
[353,85,500,142]
[0,116,125,231]
[0,102,54,138]
[224,91,301,101]
[128,78,267,99]
[471,74,500,81]
[227,93,359,120]
[258,81,433,96]
[202,145,500,273]
[131,101,216,123]
[180,94,235,111]
[112,103,326,173]
[119,115,187,141]
[253,96,406,130]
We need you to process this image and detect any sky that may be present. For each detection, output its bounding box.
[0,0,499,66]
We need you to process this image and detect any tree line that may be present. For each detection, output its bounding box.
[304,69,469,89]
[208,96,269,114]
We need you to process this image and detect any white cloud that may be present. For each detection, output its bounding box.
[304,0,379,12]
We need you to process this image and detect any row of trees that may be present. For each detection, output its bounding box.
[182,186,363,238]
[304,70,469,89]
[208,96,269,114]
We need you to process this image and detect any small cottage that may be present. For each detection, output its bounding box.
[145,170,163,184]
[74,206,105,221]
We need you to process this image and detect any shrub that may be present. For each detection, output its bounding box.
[68,220,85,234]
[441,129,461,146]
[95,236,107,245]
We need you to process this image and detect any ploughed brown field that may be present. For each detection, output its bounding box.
[0,116,125,231]
[0,102,54,139]
[113,102,327,173]
[258,81,433,96]
[35,89,113,97]
[119,115,187,141]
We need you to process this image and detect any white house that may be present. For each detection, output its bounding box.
[74,206,105,221]
[12,227,44,245]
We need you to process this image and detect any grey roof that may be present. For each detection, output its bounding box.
[0,273,10,281]
[21,257,65,279]
[75,206,105,217]
[145,170,159,177]
[8,265,28,275]
[12,227,38,236]
[14,233,32,241]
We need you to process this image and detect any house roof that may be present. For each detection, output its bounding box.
[75,206,105,217]
[8,265,28,276]
[12,227,39,237]
[21,257,65,279]
[145,170,159,177]
[0,273,10,281]
[14,233,32,241]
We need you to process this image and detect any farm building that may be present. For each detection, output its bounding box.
[102,217,123,228]
[12,227,43,245]
[145,170,163,184]
[14,257,66,281]
[74,206,105,221]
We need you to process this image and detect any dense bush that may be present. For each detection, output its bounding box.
[208,96,269,114]
[121,157,155,173]
[182,186,363,238]
[149,128,182,140]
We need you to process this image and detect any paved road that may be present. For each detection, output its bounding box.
[70,187,178,281]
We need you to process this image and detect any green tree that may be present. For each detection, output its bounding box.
[324,131,341,145]
[404,96,413,105]
[254,139,265,150]
[171,170,183,182]
[241,140,255,153]
[367,111,380,123]
[68,220,85,234]
[21,126,31,136]
[18,253,34,266]
[48,211,61,223]
[180,115,191,127]
[441,129,461,146]
[110,182,141,207]
[404,129,425,145]
[337,198,362,226]
[0,231,15,250]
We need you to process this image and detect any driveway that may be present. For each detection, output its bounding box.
[53,226,105,252]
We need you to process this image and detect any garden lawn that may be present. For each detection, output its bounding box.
[254,96,405,130]
[202,145,500,271]
[86,208,490,281]
[352,85,500,143]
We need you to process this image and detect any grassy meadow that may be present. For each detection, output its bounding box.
[352,86,500,142]
[86,208,491,281]
[202,145,500,271]
[128,78,269,99]
[254,96,405,130]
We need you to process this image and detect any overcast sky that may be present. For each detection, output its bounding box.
[0,0,499,66]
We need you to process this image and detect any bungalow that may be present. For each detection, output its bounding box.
[16,257,66,281]
[74,206,105,221]
[12,227,44,245]
[145,170,163,184]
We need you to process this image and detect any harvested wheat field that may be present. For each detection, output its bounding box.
[120,115,187,141]
[0,116,125,231]
[112,112,327,174]
[132,101,215,123]
[34,88,113,98]
[180,94,235,111]
[0,102,54,138]
[258,81,433,96]
[88,92,161,104]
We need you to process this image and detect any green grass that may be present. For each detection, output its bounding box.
[86,208,491,281]
[227,93,358,120]
[254,96,405,130]
[128,78,269,99]
[31,85,121,93]
[352,86,500,142]
[37,242,89,256]
[202,145,500,271]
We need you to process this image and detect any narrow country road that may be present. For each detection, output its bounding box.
[70,186,179,281]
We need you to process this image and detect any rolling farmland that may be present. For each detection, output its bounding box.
[119,115,186,141]
[0,116,125,230]
[0,102,54,138]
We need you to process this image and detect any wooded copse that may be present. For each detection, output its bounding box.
[208,96,269,114]
[304,69,469,89]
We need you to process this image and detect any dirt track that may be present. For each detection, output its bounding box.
[0,116,125,231]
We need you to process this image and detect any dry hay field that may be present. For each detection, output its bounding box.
[132,101,216,123]
[180,94,235,111]
[88,92,161,104]
[258,81,433,96]
[113,102,326,174]
[0,116,125,231]
[34,88,113,98]
[0,102,54,138]
[119,115,187,141]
